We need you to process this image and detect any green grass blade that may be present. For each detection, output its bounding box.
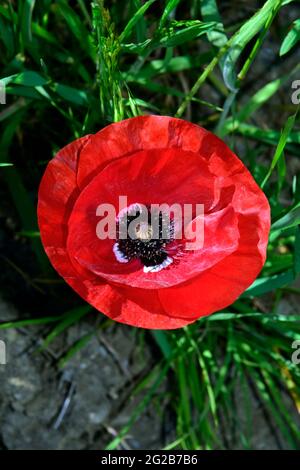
[280,19,300,56]
[119,0,155,42]
[261,112,298,188]
[40,306,91,349]
[244,270,295,297]
[159,0,181,28]
[201,0,227,48]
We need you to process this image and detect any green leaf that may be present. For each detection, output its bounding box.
[294,225,300,275]
[277,145,287,193]
[53,83,88,106]
[105,364,169,450]
[271,202,300,232]
[220,65,300,136]
[201,0,227,48]
[57,0,94,59]
[122,21,216,52]
[131,0,147,42]
[33,24,60,45]
[40,306,91,350]
[250,369,300,448]
[119,0,156,42]
[151,330,173,359]
[159,0,181,28]
[121,39,151,54]
[205,312,263,321]
[0,15,15,58]
[264,253,293,275]
[280,19,300,56]
[261,112,298,188]
[222,0,289,90]
[58,331,94,368]
[20,0,36,44]
[18,230,40,237]
[158,21,217,47]
[124,53,211,81]
[227,122,300,150]
[0,315,63,330]
[2,71,48,87]
[5,85,42,100]
[124,96,159,112]
[244,270,295,297]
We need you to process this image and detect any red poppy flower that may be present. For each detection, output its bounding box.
[38,116,270,329]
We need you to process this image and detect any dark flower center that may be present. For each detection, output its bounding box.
[113,204,174,272]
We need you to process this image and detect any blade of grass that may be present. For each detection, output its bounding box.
[261,112,298,188]
[201,0,227,48]
[58,330,94,368]
[244,270,295,297]
[119,0,155,42]
[280,19,300,56]
[105,363,169,450]
[39,306,91,350]
[159,0,181,28]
